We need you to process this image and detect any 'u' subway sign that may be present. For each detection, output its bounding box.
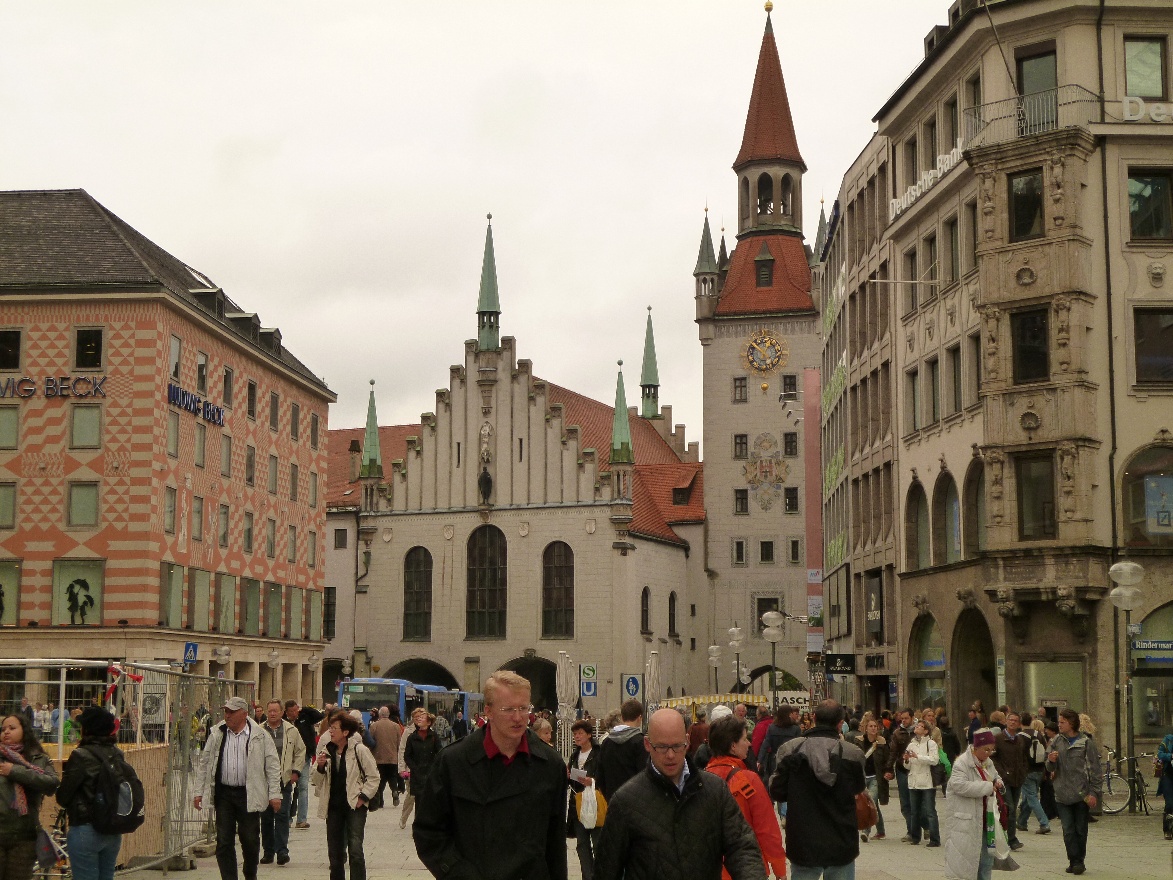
[168,383,226,426]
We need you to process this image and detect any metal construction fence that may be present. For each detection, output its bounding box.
[1,659,254,875]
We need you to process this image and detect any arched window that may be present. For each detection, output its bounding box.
[668,591,678,636]
[905,483,930,570]
[963,462,987,557]
[780,174,793,215]
[640,587,651,634]
[757,173,774,215]
[467,525,507,638]
[1123,445,1173,548]
[740,177,750,221]
[403,547,432,640]
[541,541,574,638]
[932,473,961,565]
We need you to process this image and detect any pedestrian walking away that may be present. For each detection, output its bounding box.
[0,713,58,880]
[769,699,866,880]
[368,706,403,809]
[1045,708,1101,876]
[596,699,646,802]
[413,670,569,880]
[259,699,306,866]
[313,711,379,880]
[193,696,282,880]
[286,700,322,829]
[1015,714,1052,836]
[594,708,765,880]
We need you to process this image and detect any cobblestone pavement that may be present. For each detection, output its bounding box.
[176,799,1173,880]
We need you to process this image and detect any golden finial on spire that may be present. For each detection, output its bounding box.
[764,1,773,13]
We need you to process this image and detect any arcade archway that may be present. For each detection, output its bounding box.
[387,658,459,689]
[952,607,995,721]
[500,655,558,711]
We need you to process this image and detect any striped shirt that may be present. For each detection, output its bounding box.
[220,726,250,786]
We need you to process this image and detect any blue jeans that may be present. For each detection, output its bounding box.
[978,843,994,880]
[295,760,312,823]
[908,787,939,844]
[894,768,912,836]
[261,780,293,858]
[1017,771,1049,829]
[791,863,855,880]
[67,824,122,880]
[865,777,885,835]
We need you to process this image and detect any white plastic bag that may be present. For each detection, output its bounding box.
[579,782,599,830]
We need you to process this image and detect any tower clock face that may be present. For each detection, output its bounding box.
[743,331,788,374]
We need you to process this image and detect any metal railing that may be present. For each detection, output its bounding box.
[1,659,254,874]
[962,84,1100,150]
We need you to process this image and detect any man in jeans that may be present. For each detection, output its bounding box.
[286,700,322,829]
[883,708,915,841]
[1016,713,1052,835]
[260,700,306,866]
[990,711,1029,851]
[1046,709,1101,876]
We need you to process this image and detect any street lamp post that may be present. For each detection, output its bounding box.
[708,646,722,694]
[1109,560,1144,813]
[728,625,744,694]
[761,611,785,707]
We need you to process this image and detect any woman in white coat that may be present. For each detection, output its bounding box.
[903,718,941,846]
[944,729,1005,880]
[313,711,380,880]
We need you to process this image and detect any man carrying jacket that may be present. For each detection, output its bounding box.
[594,708,764,880]
[194,696,282,880]
[1046,709,1102,876]
[413,671,567,880]
[769,699,865,880]
[596,699,645,802]
[990,711,1029,852]
[259,699,306,866]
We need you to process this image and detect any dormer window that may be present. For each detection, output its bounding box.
[673,487,691,505]
[755,242,775,288]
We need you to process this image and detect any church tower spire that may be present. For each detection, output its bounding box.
[477,214,501,351]
[640,307,660,419]
[610,360,633,502]
[359,380,381,479]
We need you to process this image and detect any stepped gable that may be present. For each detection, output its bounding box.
[715,234,813,316]
[543,380,682,471]
[326,424,415,507]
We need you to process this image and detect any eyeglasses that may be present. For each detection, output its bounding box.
[647,741,688,755]
[494,705,533,717]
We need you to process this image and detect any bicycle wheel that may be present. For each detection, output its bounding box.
[1101,772,1130,814]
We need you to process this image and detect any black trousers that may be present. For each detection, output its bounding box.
[215,784,261,880]
[326,804,367,880]
[1056,800,1089,867]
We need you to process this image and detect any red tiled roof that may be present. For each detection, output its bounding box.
[637,464,705,525]
[734,19,805,171]
[715,234,813,317]
[542,381,681,472]
[325,424,416,508]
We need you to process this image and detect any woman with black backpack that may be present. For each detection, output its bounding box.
[0,713,58,880]
[57,707,133,880]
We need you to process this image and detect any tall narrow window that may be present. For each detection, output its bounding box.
[541,541,574,638]
[733,434,749,459]
[288,525,297,563]
[76,328,103,370]
[220,434,232,478]
[270,392,279,431]
[308,531,317,567]
[194,422,205,467]
[268,455,278,494]
[291,403,300,441]
[310,413,320,449]
[668,591,678,636]
[734,488,749,514]
[966,201,979,271]
[290,463,299,502]
[68,482,99,527]
[927,358,940,424]
[323,586,337,640]
[266,518,276,558]
[247,381,257,419]
[0,331,20,371]
[164,486,177,534]
[245,445,255,486]
[404,547,433,640]
[945,217,960,283]
[906,368,921,432]
[222,367,234,408]
[640,587,651,633]
[1129,171,1173,241]
[71,404,101,449]
[466,525,507,638]
[1017,453,1057,540]
[167,411,179,458]
[169,336,182,381]
[946,345,963,415]
[906,483,930,570]
[192,496,204,542]
[218,504,230,548]
[243,512,254,553]
[196,352,208,394]
[1012,308,1050,384]
[1009,170,1045,241]
[733,377,748,403]
[784,486,799,513]
[903,248,919,313]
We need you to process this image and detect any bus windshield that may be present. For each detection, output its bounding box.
[340,681,401,714]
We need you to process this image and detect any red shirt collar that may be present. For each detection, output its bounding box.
[483,723,530,766]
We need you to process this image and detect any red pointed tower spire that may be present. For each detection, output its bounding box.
[734,4,805,172]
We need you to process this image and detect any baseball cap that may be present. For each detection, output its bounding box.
[223,696,249,712]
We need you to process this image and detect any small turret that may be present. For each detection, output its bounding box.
[477,214,501,351]
[610,360,634,502]
[359,380,381,479]
[640,307,660,419]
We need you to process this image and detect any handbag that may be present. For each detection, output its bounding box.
[1155,757,1165,780]
[855,790,878,831]
[994,785,1009,830]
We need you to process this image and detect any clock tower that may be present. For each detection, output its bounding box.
[696,5,822,697]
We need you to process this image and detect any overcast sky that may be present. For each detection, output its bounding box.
[2,1,948,451]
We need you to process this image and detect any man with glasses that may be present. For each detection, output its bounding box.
[413,671,568,880]
[595,708,765,880]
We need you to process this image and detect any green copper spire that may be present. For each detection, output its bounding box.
[640,307,660,419]
[813,199,828,262]
[477,213,501,350]
[359,379,382,479]
[693,211,718,277]
[610,360,634,465]
[718,231,729,271]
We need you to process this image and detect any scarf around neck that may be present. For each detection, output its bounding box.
[0,743,48,815]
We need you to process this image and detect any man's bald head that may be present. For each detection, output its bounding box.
[645,708,688,783]
[648,708,684,741]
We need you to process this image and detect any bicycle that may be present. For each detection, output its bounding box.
[34,807,71,880]
[1101,749,1154,816]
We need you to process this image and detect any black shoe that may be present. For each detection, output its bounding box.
[260,854,275,865]
[1066,866,1074,874]
[1072,865,1085,876]
[927,841,941,848]
[277,855,290,866]
[1010,840,1024,851]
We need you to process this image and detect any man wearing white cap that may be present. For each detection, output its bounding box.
[194,696,282,880]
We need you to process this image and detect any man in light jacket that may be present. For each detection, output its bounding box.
[194,696,282,880]
[259,699,306,866]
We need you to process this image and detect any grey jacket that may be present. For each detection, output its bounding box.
[1045,732,1102,805]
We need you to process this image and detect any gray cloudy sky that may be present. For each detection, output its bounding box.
[1,1,946,450]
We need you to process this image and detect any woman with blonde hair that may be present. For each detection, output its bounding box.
[532,718,554,746]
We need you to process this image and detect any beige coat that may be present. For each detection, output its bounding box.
[369,718,402,765]
[262,719,307,786]
[312,733,379,816]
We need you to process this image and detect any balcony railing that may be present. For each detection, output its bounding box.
[962,84,1100,150]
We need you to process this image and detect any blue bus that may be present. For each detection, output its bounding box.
[337,678,483,733]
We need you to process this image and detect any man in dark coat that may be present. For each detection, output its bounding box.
[990,711,1030,851]
[286,700,323,829]
[413,671,567,880]
[596,699,645,802]
[769,699,866,877]
[594,708,764,880]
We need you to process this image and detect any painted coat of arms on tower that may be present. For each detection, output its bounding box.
[743,433,789,510]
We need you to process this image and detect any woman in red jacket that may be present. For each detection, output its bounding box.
[704,715,787,879]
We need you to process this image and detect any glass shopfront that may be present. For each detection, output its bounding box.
[909,615,947,710]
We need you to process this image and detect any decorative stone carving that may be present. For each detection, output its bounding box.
[939,453,948,473]
[443,525,454,541]
[1148,262,1166,288]
[479,421,493,463]
[926,318,935,342]
[381,528,392,543]
[956,587,978,609]
[996,586,1030,642]
[1050,152,1065,227]
[1053,295,1071,372]
[906,329,915,352]
[986,449,1005,524]
[946,300,957,326]
[519,522,530,537]
[980,171,997,240]
[982,307,1001,381]
[1020,410,1041,434]
[912,594,932,616]
[1156,428,1173,444]
[1059,442,1077,520]
[1055,585,1090,641]
[480,387,493,416]
[1016,264,1037,286]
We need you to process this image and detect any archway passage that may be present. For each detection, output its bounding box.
[951,607,996,724]
[499,655,558,711]
[388,658,459,690]
[740,664,805,696]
